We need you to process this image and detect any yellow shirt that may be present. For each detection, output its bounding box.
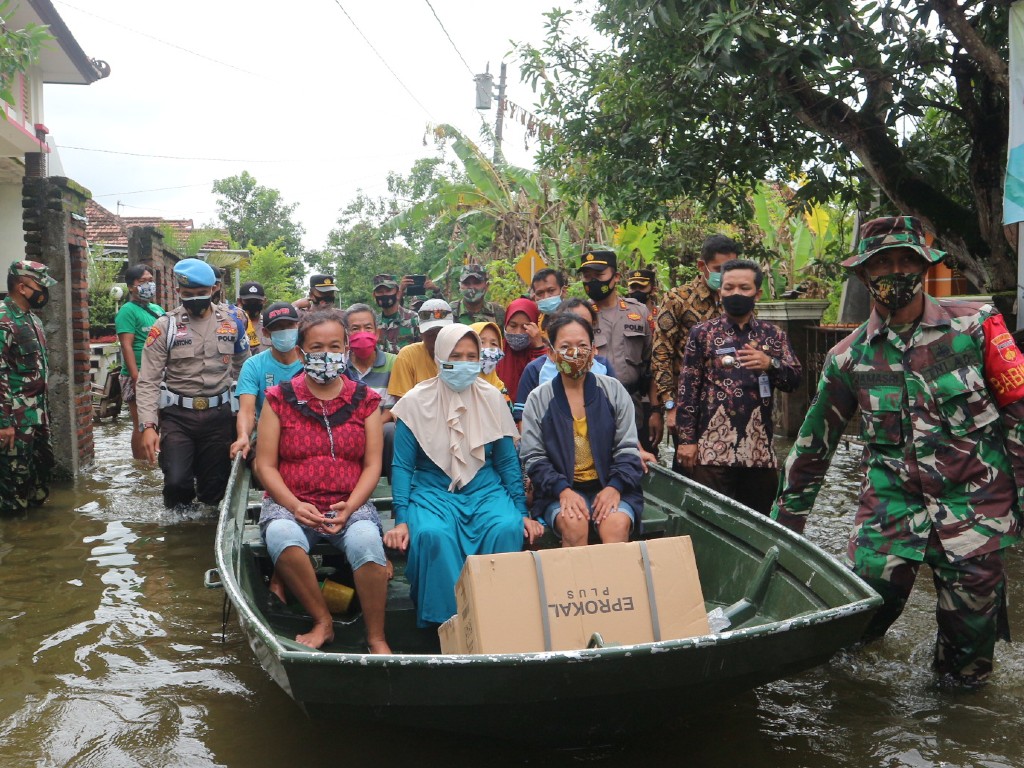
[573,415,598,483]
[387,341,438,398]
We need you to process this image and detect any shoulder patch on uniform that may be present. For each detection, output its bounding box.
[627,312,642,321]
[144,324,162,346]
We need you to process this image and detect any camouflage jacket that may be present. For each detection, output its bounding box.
[377,305,420,355]
[0,297,48,431]
[772,297,1024,563]
[451,299,506,328]
[651,277,720,404]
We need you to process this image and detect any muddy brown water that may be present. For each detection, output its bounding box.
[2,420,1024,767]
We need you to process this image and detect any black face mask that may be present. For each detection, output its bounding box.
[721,293,756,318]
[25,285,49,309]
[182,295,213,316]
[627,290,649,304]
[375,295,398,310]
[583,278,614,302]
[241,300,264,317]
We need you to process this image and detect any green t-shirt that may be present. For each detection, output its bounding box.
[115,301,165,375]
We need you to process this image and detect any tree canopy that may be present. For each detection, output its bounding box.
[212,171,306,257]
[518,1,1014,292]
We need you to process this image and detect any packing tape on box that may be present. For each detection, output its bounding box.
[640,540,662,642]
[530,542,662,651]
[529,550,553,652]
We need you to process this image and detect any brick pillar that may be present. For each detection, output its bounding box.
[22,176,95,476]
[755,300,830,439]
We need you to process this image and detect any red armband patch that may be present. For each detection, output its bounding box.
[983,314,1024,406]
[144,324,162,347]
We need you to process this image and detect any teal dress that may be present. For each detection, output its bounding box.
[392,420,528,627]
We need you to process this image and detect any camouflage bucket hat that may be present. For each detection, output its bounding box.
[842,216,946,269]
[9,260,57,287]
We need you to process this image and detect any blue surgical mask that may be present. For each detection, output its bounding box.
[302,350,346,384]
[270,328,298,353]
[537,296,562,314]
[137,281,156,301]
[439,361,482,392]
[479,347,505,375]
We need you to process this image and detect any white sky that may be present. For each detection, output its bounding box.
[43,0,586,250]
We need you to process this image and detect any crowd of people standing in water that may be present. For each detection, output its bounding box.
[5,215,1024,685]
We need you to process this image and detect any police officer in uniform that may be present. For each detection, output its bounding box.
[137,258,250,507]
[579,249,653,449]
[0,260,57,513]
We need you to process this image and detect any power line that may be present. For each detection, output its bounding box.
[423,0,474,76]
[328,0,434,119]
[94,182,214,198]
[53,0,266,78]
[58,145,288,163]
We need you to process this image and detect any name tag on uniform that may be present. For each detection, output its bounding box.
[758,374,771,398]
[715,346,737,356]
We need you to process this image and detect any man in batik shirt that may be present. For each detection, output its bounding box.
[675,259,800,513]
[772,216,1024,685]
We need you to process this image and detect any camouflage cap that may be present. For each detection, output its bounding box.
[9,260,57,287]
[460,263,487,282]
[579,249,617,272]
[627,268,656,286]
[842,216,945,269]
[372,273,400,291]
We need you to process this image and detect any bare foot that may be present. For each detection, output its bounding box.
[367,638,393,655]
[385,560,395,581]
[296,620,334,650]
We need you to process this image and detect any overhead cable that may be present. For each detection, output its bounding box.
[423,0,474,76]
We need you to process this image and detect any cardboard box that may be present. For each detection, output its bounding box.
[452,537,709,654]
[437,613,465,654]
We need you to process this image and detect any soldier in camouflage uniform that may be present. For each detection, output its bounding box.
[772,216,1024,684]
[0,261,58,513]
[372,273,420,354]
[648,234,738,458]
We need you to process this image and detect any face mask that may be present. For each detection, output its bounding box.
[312,293,336,307]
[705,269,723,291]
[241,300,263,317]
[137,282,156,301]
[537,296,562,314]
[302,350,346,384]
[583,278,614,302]
[554,348,592,380]
[480,346,505,374]
[375,294,397,310]
[181,294,212,316]
[439,360,482,392]
[721,293,756,317]
[461,287,486,303]
[505,332,531,352]
[25,285,49,309]
[348,331,378,357]
[866,272,923,311]
[270,328,298,353]
[627,289,649,304]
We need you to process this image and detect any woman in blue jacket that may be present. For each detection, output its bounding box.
[520,313,644,546]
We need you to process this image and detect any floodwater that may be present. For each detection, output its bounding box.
[2,421,1024,767]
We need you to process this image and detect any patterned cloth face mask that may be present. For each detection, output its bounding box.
[303,351,347,384]
[554,346,593,379]
[867,272,923,311]
[479,347,505,374]
[137,281,156,301]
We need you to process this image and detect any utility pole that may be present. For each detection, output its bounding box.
[493,62,507,165]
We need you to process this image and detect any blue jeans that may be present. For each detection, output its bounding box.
[263,518,386,571]
[543,492,635,537]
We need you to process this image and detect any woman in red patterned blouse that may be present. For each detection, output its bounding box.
[254,309,390,652]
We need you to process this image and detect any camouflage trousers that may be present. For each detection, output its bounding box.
[851,529,1008,683]
[0,427,53,514]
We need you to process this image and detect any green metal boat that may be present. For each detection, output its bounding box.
[211,457,880,745]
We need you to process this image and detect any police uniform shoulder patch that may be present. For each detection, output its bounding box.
[144,324,162,346]
[627,312,642,321]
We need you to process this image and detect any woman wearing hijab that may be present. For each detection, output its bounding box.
[494,298,546,408]
[470,320,510,404]
[383,324,544,627]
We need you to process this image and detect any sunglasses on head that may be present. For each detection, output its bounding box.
[419,308,452,321]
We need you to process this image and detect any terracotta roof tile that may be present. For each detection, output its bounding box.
[85,199,128,246]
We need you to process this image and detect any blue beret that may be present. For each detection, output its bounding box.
[173,258,216,288]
